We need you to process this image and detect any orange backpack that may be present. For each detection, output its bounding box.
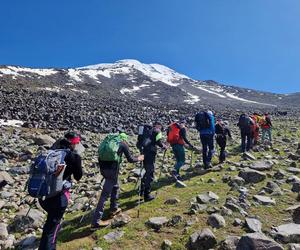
[167,123,184,145]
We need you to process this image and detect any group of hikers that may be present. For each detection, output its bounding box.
[26,111,273,250]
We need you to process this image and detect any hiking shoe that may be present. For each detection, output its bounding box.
[171,169,180,180]
[90,221,110,231]
[109,207,122,217]
[144,194,155,202]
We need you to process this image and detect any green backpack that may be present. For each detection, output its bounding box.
[98,134,121,162]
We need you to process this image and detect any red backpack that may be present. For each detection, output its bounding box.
[167,123,184,145]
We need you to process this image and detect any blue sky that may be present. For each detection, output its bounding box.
[0,0,299,93]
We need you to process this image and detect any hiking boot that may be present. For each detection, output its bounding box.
[109,207,122,217]
[90,220,110,231]
[204,163,212,169]
[171,169,180,180]
[144,193,155,202]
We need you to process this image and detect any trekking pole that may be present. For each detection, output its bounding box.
[79,176,105,224]
[137,161,143,218]
[155,149,167,198]
[190,149,194,169]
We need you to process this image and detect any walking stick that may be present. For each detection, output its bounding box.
[137,161,143,218]
[155,149,167,197]
[79,177,105,224]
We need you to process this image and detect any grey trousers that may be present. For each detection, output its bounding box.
[92,167,119,225]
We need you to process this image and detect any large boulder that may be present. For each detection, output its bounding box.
[196,191,219,204]
[11,208,45,232]
[219,236,240,250]
[237,232,283,250]
[238,168,266,183]
[250,161,273,171]
[32,134,55,146]
[207,213,226,228]
[146,217,168,231]
[188,228,217,250]
[271,223,300,243]
[0,171,14,188]
[253,195,276,206]
[245,217,262,233]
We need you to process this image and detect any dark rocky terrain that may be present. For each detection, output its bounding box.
[0,59,300,250]
[0,60,299,133]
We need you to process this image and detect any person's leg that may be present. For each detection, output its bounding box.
[207,134,215,164]
[218,137,226,162]
[200,134,208,166]
[172,144,180,174]
[144,153,155,199]
[261,129,266,143]
[92,169,115,226]
[268,128,272,142]
[39,193,68,250]
[241,131,246,152]
[246,132,251,151]
[109,168,119,212]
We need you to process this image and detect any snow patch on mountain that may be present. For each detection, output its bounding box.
[0,119,24,127]
[120,84,150,94]
[79,59,190,86]
[193,84,226,98]
[225,93,277,106]
[184,93,200,104]
[0,66,57,77]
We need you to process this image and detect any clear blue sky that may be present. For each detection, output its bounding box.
[0,0,299,93]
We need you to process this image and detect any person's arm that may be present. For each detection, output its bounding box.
[267,117,272,127]
[226,127,232,138]
[71,153,83,181]
[155,131,167,149]
[119,142,139,163]
[180,128,193,147]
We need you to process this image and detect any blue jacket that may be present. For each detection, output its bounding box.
[199,113,215,135]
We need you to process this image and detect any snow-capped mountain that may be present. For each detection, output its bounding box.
[0,59,299,108]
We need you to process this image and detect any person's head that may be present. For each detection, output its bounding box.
[119,132,128,142]
[207,110,213,116]
[153,121,163,131]
[64,131,85,156]
[217,118,224,125]
[179,119,187,128]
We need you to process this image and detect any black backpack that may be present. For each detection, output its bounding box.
[137,125,153,152]
[195,111,211,131]
[238,114,252,130]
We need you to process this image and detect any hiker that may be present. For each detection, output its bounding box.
[215,118,232,163]
[260,113,273,144]
[237,113,254,152]
[91,132,144,229]
[195,110,215,169]
[136,121,167,202]
[250,113,260,146]
[167,119,195,179]
[38,132,83,250]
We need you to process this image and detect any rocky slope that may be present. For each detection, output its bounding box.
[0,60,299,132]
[0,120,300,249]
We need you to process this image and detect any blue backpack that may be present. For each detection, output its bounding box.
[27,149,69,199]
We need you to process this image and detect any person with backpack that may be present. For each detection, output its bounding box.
[215,118,232,163]
[35,132,83,250]
[91,132,144,229]
[260,113,273,144]
[167,119,195,180]
[136,121,167,202]
[195,110,215,169]
[237,113,254,152]
[250,113,260,146]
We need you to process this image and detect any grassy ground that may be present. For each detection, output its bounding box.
[56,120,300,250]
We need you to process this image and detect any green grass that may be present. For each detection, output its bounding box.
[55,120,300,250]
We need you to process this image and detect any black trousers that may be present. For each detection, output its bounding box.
[141,153,156,196]
[216,135,227,162]
[38,191,69,250]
